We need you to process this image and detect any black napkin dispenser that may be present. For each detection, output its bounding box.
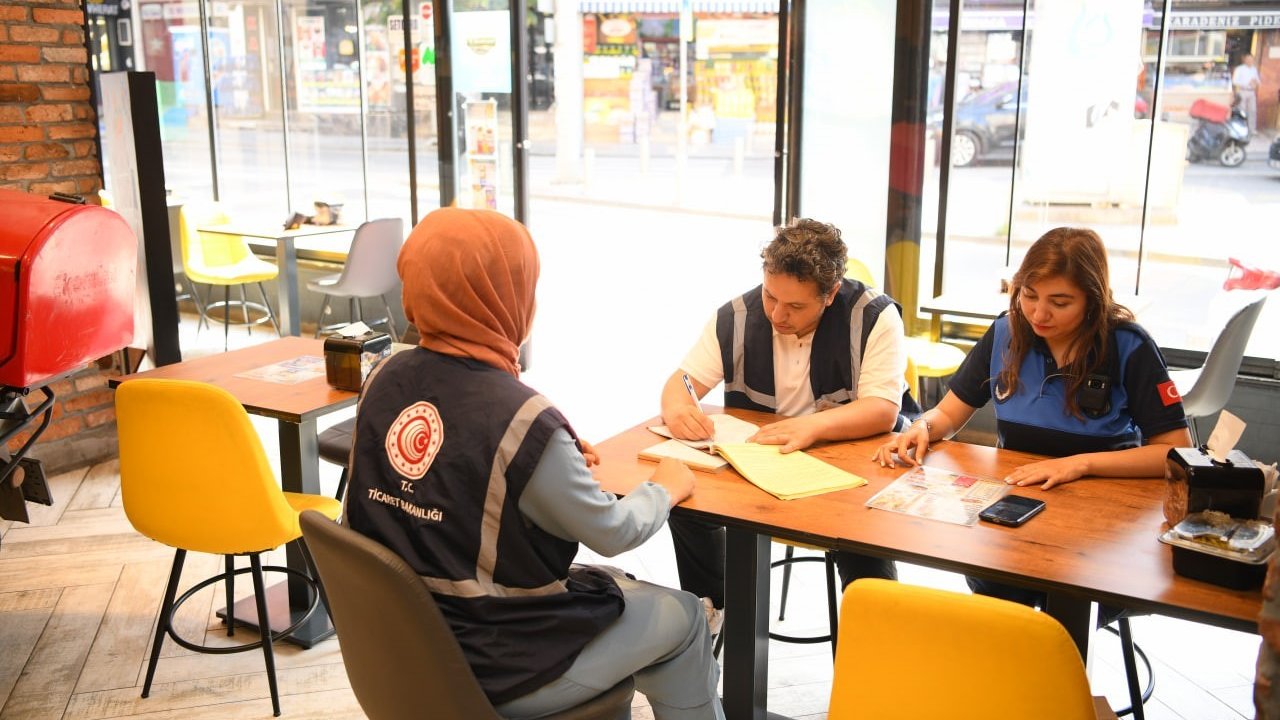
[1164,446,1265,526]
[324,331,392,391]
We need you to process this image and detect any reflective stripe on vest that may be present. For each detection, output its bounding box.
[418,393,569,600]
[724,294,777,408]
[723,281,885,411]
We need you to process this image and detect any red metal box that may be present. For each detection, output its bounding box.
[1189,98,1230,124]
[0,189,136,389]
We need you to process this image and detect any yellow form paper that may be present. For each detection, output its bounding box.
[714,443,867,500]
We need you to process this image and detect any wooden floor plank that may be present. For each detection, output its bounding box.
[64,663,354,720]
[0,547,155,594]
[93,687,364,720]
[1,583,113,720]
[0,531,161,563]
[0,603,54,712]
[74,558,175,695]
[0,588,61,613]
[146,635,345,687]
[2,507,137,543]
[66,460,121,512]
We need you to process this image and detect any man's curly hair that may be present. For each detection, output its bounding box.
[761,217,847,297]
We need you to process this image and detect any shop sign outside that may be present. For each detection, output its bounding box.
[694,18,776,59]
[1169,12,1280,29]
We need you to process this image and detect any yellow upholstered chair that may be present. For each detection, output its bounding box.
[179,202,281,350]
[829,579,1114,720]
[116,379,343,716]
[845,257,965,407]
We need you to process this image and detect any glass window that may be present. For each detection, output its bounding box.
[137,0,215,198]
[280,0,367,223]
[207,0,290,223]
[935,0,1278,367]
[798,1,896,284]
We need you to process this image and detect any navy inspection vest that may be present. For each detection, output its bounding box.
[716,278,918,423]
[345,348,624,705]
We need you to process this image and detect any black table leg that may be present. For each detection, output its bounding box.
[724,529,770,720]
[1045,590,1095,660]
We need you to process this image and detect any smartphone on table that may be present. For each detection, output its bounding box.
[979,495,1046,527]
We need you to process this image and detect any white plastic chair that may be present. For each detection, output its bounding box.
[1168,296,1267,446]
[308,218,405,340]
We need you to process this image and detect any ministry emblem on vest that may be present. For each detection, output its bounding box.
[386,401,444,480]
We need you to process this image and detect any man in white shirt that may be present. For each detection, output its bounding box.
[658,217,914,629]
[1233,54,1260,135]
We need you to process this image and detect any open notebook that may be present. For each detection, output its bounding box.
[639,415,866,498]
[639,414,761,471]
[714,443,867,500]
[646,414,760,450]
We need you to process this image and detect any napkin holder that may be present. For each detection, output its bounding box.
[1163,447,1269,589]
[1164,446,1265,526]
[324,331,392,391]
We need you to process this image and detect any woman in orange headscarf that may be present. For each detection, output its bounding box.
[345,208,724,720]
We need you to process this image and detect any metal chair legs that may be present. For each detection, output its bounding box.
[201,283,278,349]
[334,467,349,503]
[313,293,398,340]
[142,548,187,699]
[769,545,839,657]
[141,545,321,717]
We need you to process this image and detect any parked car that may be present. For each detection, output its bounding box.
[950,83,1025,167]
[945,82,1151,167]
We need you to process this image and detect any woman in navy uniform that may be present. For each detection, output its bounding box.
[345,208,724,720]
[874,226,1191,606]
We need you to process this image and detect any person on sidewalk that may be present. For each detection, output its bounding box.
[659,217,916,628]
[346,207,725,720]
[1234,54,1261,135]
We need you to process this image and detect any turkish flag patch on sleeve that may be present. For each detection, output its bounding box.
[1157,380,1182,406]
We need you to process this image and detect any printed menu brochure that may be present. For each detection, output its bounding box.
[865,465,1009,526]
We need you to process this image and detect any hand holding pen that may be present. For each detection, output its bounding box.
[667,372,715,441]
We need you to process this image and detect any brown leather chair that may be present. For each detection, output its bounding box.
[298,510,635,720]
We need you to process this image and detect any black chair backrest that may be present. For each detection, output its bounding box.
[299,510,501,720]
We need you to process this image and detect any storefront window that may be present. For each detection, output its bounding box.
[934,3,1024,307]
[279,0,367,222]
[797,1,896,281]
[448,0,515,216]
[935,0,1279,366]
[138,0,215,198]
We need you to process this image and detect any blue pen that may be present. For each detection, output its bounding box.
[681,373,700,405]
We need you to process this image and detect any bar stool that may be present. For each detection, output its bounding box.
[116,379,342,716]
[179,202,280,350]
[770,543,840,658]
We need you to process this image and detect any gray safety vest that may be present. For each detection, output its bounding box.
[346,347,624,704]
[716,278,916,422]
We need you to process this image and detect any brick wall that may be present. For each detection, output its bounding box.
[1,0,122,474]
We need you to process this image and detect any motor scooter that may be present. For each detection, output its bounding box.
[1186,98,1250,167]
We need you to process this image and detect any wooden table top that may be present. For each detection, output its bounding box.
[198,223,355,241]
[591,408,1261,632]
[108,337,357,423]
